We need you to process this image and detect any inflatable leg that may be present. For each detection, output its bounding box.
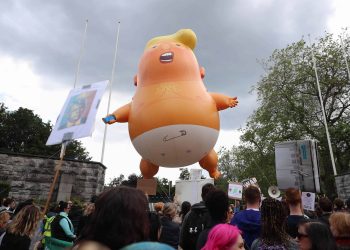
[140,159,159,179]
[199,149,221,179]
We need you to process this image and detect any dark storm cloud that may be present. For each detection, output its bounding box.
[0,0,333,128]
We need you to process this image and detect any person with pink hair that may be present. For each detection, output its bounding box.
[201,224,245,250]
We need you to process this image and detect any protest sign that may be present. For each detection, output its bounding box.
[302,192,316,211]
[46,80,108,145]
[241,177,258,188]
[228,183,243,200]
[190,169,202,180]
[175,179,214,205]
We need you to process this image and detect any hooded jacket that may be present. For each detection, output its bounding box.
[231,209,261,248]
[180,201,210,250]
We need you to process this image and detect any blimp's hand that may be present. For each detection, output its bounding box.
[210,93,239,111]
[228,97,238,108]
[102,114,117,124]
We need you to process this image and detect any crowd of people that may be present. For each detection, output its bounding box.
[0,184,349,250]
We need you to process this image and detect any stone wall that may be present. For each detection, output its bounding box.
[0,152,106,203]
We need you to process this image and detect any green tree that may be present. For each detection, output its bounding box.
[217,146,276,196]
[217,147,241,182]
[121,173,139,187]
[107,174,125,187]
[179,168,190,180]
[0,103,91,160]
[156,177,175,198]
[223,32,350,196]
[106,174,175,198]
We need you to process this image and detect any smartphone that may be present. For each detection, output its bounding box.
[102,115,116,123]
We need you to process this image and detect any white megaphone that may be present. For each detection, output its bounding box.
[268,186,281,199]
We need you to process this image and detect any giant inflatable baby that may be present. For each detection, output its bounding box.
[103,29,238,179]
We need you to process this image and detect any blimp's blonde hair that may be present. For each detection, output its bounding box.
[145,29,197,50]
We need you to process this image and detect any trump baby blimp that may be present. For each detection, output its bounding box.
[103,29,238,179]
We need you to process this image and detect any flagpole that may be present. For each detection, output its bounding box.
[101,21,121,163]
[308,34,337,176]
[74,19,89,89]
[340,36,350,82]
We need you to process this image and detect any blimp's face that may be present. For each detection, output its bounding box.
[137,41,202,86]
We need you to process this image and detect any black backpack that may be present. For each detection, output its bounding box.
[180,207,210,250]
[51,215,74,242]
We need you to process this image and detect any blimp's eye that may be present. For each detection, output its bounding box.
[176,44,181,47]
[152,45,157,48]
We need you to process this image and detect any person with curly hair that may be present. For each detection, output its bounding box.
[0,204,41,250]
[251,198,298,249]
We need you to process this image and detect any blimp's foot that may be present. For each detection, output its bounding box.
[140,159,159,179]
[199,149,221,179]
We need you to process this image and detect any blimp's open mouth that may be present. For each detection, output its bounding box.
[160,52,173,63]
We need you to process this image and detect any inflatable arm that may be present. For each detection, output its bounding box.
[102,102,131,124]
[209,93,238,111]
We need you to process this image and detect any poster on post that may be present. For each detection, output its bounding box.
[46,80,108,145]
[302,192,316,211]
[228,183,243,200]
[175,179,214,205]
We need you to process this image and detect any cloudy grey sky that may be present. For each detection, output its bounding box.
[0,0,348,182]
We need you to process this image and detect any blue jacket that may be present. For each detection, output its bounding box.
[231,209,261,248]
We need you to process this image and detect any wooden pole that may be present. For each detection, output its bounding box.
[44,19,88,214]
[43,142,68,215]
